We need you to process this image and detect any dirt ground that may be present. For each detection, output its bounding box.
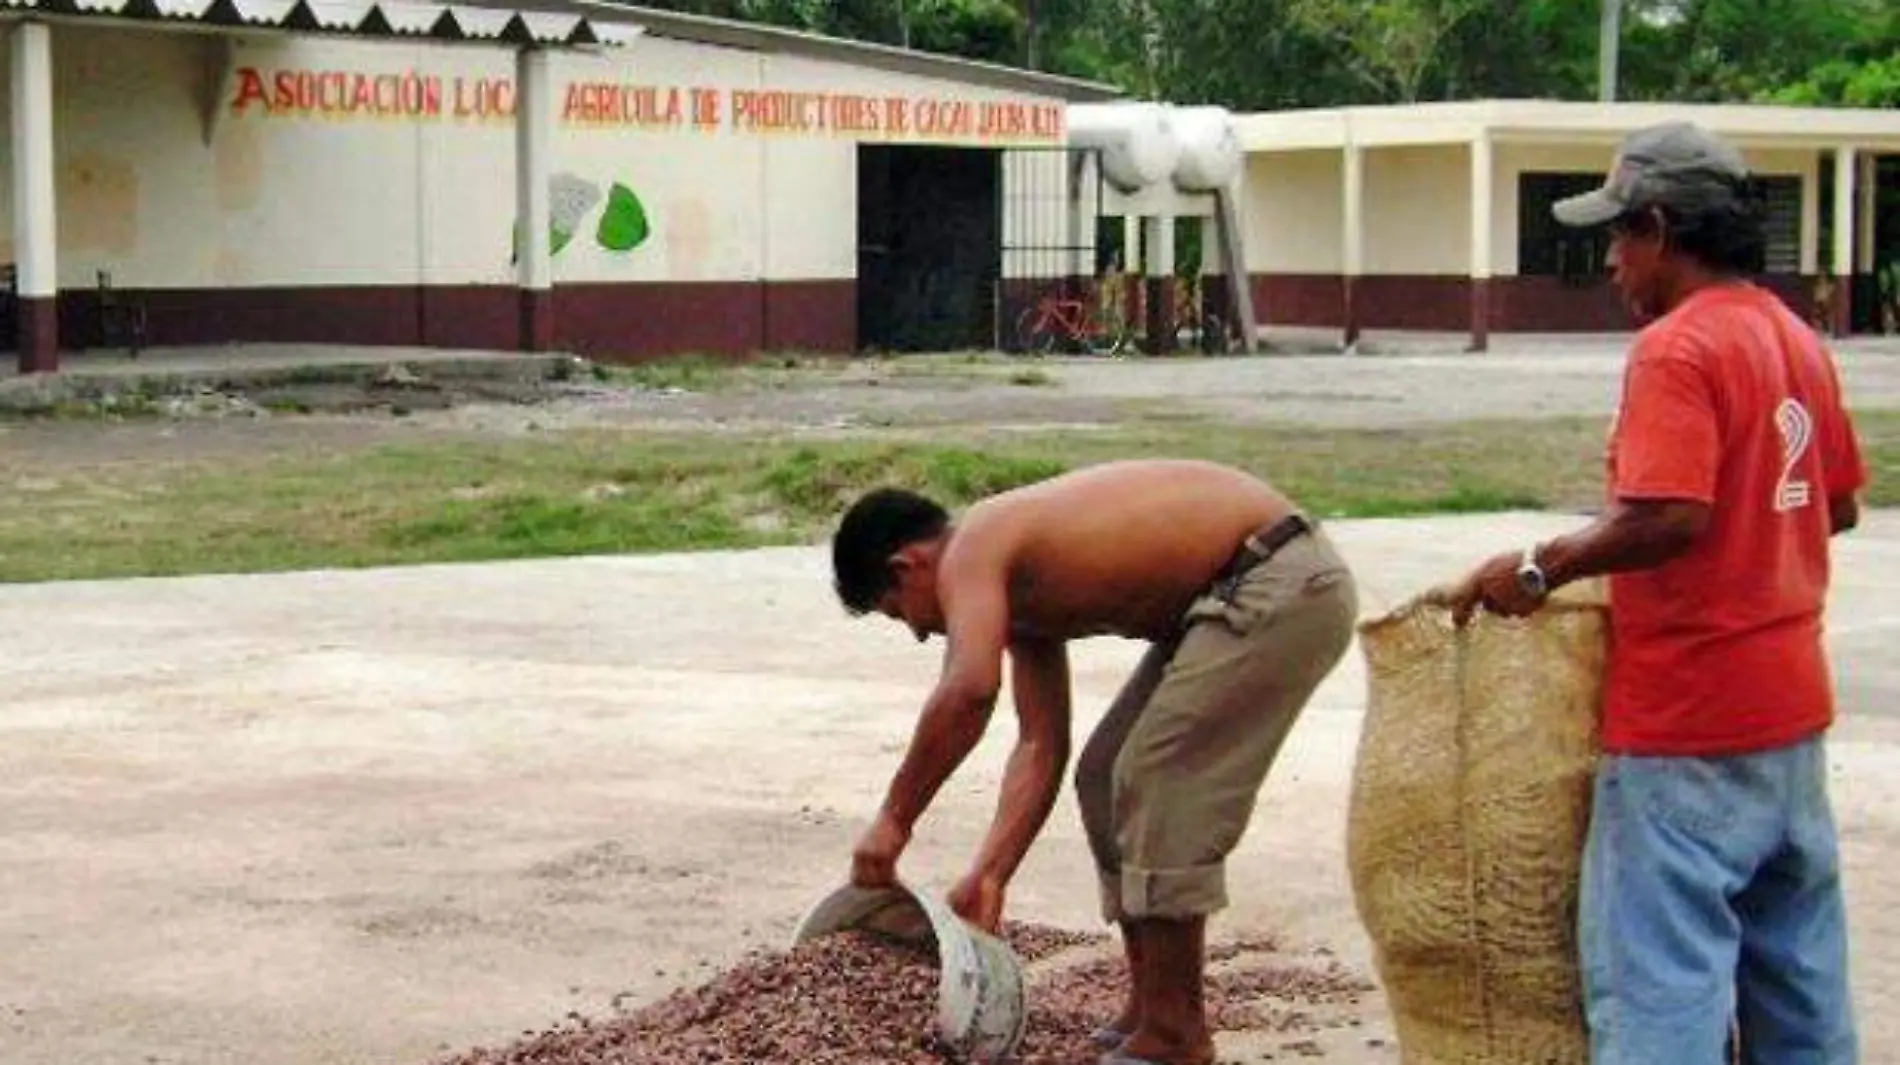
[3,340,1897,473]
[3,343,1899,1065]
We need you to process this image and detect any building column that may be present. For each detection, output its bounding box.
[1468,134,1494,353]
[1143,213,1175,354]
[1858,153,1878,274]
[1798,153,1820,278]
[1066,152,1091,299]
[1832,145,1856,337]
[1122,213,1143,340]
[12,22,58,374]
[515,46,554,352]
[1857,152,1877,334]
[1342,143,1364,349]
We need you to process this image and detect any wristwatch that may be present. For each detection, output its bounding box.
[1515,544,1550,600]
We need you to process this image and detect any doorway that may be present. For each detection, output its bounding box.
[856,145,1002,352]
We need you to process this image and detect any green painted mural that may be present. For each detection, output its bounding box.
[511,171,652,263]
[596,183,651,253]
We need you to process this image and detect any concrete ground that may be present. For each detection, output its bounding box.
[3,509,1897,1065]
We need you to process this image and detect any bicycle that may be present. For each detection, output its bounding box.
[1014,286,1131,357]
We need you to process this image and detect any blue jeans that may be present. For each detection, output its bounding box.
[1580,734,1858,1064]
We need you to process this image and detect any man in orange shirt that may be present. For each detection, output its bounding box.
[1447,121,1866,1063]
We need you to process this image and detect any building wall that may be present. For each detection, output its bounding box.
[1242,145,1470,329]
[0,22,1070,358]
[1240,137,1829,334]
[1241,150,1341,274]
[1492,142,1817,274]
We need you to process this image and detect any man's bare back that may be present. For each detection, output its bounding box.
[947,460,1296,643]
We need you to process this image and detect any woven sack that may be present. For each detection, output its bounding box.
[1346,583,1608,1064]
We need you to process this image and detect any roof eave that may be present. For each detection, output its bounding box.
[565,0,1123,102]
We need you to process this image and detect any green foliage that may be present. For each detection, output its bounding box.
[639,0,1900,113]
[1289,0,1489,102]
[906,0,1024,64]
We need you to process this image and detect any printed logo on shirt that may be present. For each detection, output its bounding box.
[1774,397,1814,512]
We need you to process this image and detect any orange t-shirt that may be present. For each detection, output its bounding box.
[1602,282,1868,756]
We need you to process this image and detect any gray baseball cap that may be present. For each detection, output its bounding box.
[1553,121,1752,228]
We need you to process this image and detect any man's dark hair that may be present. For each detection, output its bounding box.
[832,487,950,615]
[1617,177,1769,276]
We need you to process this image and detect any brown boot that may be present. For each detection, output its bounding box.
[1111,917,1215,1065]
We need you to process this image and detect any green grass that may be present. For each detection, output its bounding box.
[581,352,1034,394]
[2,410,1895,583]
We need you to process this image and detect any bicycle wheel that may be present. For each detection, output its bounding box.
[1087,308,1131,357]
[1199,313,1231,355]
[1015,306,1061,355]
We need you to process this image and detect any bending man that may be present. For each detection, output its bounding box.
[831,459,1358,1065]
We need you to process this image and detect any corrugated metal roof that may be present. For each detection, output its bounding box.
[0,0,647,46]
[463,0,1125,101]
[2,0,1121,97]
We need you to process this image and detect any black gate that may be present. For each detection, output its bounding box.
[995,146,1122,354]
[857,145,1003,353]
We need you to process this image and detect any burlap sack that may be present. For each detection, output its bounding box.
[1346,583,1608,1064]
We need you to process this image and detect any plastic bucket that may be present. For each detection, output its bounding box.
[791,882,1027,1063]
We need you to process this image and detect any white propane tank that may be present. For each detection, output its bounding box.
[1169,106,1242,192]
[1066,102,1182,194]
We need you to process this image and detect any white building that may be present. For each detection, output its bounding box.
[0,0,1117,372]
[1234,99,1900,349]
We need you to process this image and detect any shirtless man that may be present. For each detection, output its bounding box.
[832,459,1359,1065]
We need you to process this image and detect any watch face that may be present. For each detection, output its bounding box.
[1517,566,1547,597]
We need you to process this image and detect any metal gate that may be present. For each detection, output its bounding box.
[858,144,1006,354]
[994,146,1122,354]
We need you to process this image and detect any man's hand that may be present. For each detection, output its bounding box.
[947,867,1005,935]
[1444,549,1545,628]
[850,809,910,890]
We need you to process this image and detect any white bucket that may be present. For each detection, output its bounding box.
[791,881,1027,1063]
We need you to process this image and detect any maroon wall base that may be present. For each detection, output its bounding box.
[1469,278,1491,352]
[16,296,57,373]
[49,280,858,364]
[1253,273,1825,336]
[420,287,517,351]
[763,281,856,353]
[519,289,554,352]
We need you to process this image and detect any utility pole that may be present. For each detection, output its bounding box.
[1598,0,1622,102]
[1024,0,1038,69]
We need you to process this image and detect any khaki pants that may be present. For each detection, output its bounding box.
[1075,524,1358,922]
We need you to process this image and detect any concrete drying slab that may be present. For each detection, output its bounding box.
[3,510,1897,1065]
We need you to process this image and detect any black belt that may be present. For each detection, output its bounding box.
[1211,513,1313,599]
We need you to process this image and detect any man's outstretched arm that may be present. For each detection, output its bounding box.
[1447,498,1710,625]
[853,555,1011,888]
[879,575,1009,830]
[949,637,1072,931]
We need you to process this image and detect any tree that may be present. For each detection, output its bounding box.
[907,0,1026,65]
[1286,0,1490,101]
[634,0,1895,113]
[1436,0,1600,100]
[1756,0,1900,108]
[1765,56,1900,109]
